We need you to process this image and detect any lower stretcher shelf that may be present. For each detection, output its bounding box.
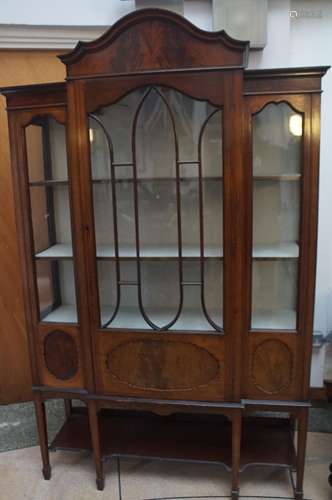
[49,409,296,471]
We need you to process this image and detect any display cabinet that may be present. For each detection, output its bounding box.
[2,9,329,500]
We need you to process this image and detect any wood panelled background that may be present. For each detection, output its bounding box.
[0,51,66,404]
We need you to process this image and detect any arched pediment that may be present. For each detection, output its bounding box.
[60,8,249,78]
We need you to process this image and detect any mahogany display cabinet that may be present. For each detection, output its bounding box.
[2,9,329,500]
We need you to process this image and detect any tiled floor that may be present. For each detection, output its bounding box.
[0,432,331,500]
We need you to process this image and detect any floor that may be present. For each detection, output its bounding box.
[0,429,331,499]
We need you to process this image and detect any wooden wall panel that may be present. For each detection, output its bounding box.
[0,50,66,404]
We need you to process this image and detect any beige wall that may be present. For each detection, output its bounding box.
[0,51,66,404]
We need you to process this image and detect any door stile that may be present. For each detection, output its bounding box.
[300,93,321,399]
[67,80,97,392]
[222,70,246,402]
[7,111,41,387]
[242,96,253,402]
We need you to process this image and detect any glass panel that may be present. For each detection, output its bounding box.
[90,86,223,332]
[253,103,302,176]
[26,117,77,323]
[181,177,200,257]
[252,260,298,330]
[141,261,180,329]
[30,185,72,255]
[36,260,77,323]
[26,119,68,182]
[251,103,302,330]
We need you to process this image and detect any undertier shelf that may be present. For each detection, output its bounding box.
[50,411,296,471]
[35,243,299,260]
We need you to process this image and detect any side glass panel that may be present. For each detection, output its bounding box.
[26,117,77,323]
[251,103,302,330]
[89,86,223,332]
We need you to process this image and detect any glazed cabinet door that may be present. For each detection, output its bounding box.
[244,94,317,400]
[73,71,244,402]
[8,108,88,391]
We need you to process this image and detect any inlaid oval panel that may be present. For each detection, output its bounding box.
[44,330,78,381]
[252,339,293,394]
[107,339,220,391]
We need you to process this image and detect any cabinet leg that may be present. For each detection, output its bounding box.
[34,394,51,480]
[294,408,308,500]
[64,399,72,419]
[231,410,241,500]
[290,414,297,472]
[88,400,105,491]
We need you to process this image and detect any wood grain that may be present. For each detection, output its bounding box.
[106,339,220,391]
[60,8,249,77]
[44,330,78,381]
[96,331,225,401]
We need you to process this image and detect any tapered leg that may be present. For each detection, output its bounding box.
[231,410,241,500]
[290,414,297,472]
[88,400,105,490]
[34,394,51,480]
[294,408,309,500]
[64,399,72,419]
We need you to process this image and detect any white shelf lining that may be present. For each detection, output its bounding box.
[253,243,299,259]
[41,304,222,331]
[42,304,296,331]
[42,305,78,323]
[35,242,299,260]
[30,174,301,185]
[251,309,297,330]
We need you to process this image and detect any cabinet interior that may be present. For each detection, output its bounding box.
[25,94,302,332]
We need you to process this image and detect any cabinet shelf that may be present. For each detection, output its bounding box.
[30,176,224,187]
[253,174,301,181]
[42,304,222,331]
[29,175,301,187]
[42,305,78,324]
[252,309,296,330]
[29,179,68,187]
[35,244,73,259]
[35,244,223,260]
[35,243,299,261]
[41,304,296,331]
[253,243,299,259]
